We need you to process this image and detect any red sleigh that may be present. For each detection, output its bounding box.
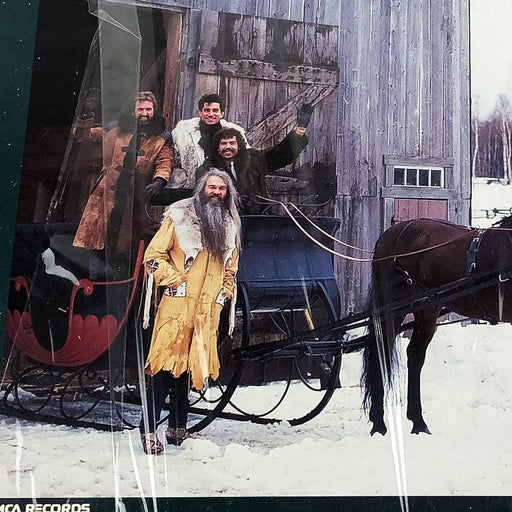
[6,242,143,367]
[2,223,144,426]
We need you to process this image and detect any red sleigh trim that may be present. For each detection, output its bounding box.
[5,241,144,367]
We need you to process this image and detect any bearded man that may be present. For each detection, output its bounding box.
[196,103,313,214]
[139,168,241,454]
[169,93,248,188]
[72,91,172,263]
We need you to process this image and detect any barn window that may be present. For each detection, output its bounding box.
[393,166,444,188]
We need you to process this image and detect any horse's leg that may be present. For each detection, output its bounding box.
[367,337,387,436]
[406,308,439,435]
[367,315,404,436]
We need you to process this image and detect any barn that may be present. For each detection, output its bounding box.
[16,0,470,317]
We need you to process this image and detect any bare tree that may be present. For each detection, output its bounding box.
[471,94,512,180]
[471,116,479,178]
[494,94,512,183]
[471,95,480,178]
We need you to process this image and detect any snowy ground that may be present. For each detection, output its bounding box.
[1,181,512,500]
[1,321,512,499]
[471,178,512,227]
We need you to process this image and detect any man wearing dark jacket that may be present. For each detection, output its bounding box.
[196,104,313,213]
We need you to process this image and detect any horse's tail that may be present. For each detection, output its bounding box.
[362,272,399,414]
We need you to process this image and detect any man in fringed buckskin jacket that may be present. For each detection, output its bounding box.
[139,168,241,454]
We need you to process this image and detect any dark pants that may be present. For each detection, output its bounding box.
[139,370,189,434]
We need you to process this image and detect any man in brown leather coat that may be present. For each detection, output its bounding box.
[72,91,172,270]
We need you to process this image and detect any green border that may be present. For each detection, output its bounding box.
[1,496,512,511]
[0,0,39,355]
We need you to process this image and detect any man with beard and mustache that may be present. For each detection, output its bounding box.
[139,168,241,454]
[196,103,313,214]
[72,91,172,275]
[169,93,249,188]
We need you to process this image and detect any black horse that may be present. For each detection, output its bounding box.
[362,215,512,435]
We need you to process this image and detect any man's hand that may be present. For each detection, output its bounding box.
[145,177,167,200]
[297,103,314,128]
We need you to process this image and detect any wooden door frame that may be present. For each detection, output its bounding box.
[381,154,458,227]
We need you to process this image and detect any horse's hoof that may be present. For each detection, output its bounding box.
[411,425,431,435]
[370,423,387,436]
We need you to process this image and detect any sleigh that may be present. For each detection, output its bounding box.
[186,213,345,432]
[2,223,144,426]
[2,208,349,430]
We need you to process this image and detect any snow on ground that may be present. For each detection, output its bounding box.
[1,321,512,498]
[472,178,512,227]
[1,181,512,499]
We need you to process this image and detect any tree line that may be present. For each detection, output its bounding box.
[471,94,512,182]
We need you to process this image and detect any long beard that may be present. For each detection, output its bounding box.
[196,198,228,261]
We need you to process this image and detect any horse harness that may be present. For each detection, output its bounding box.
[466,229,486,275]
[392,222,512,323]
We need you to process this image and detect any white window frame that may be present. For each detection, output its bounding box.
[392,165,445,188]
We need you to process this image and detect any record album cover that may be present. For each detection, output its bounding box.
[1,1,511,511]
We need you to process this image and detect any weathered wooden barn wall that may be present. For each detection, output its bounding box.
[190,11,338,163]
[150,4,341,207]
[336,0,470,314]
[17,1,471,322]
[130,0,470,314]
[138,0,341,25]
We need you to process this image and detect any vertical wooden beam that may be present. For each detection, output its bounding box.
[452,0,471,223]
[178,8,202,120]
[404,0,421,157]
[420,0,433,157]
[162,12,183,129]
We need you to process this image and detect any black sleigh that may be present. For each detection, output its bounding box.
[2,212,345,431]
[188,214,343,433]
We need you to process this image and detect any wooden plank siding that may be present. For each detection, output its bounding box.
[17,0,472,333]
[136,0,341,25]
[335,0,470,313]
[118,0,469,314]
[190,10,340,179]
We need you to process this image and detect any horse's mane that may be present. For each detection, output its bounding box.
[410,217,473,232]
[495,215,512,229]
[425,218,470,229]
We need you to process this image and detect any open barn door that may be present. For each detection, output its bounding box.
[180,10,340,208]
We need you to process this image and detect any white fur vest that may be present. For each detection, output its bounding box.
[170,117,249,188]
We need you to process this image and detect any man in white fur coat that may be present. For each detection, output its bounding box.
[170,93,248,188]
[139,168,241,454]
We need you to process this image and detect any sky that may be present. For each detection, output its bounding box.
[470,0,512,118]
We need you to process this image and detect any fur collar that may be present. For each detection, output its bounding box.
[162,198,238,265]
[171,118,249,187]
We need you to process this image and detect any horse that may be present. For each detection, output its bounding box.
[362,215,512,436]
